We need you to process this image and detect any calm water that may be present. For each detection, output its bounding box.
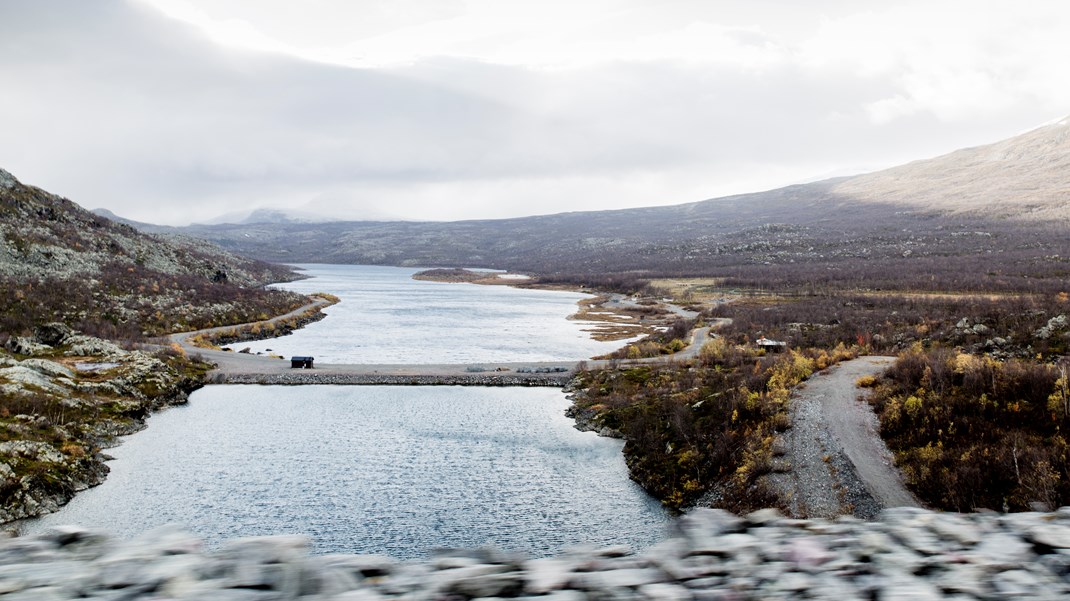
[26,386,669,557]
[25,265,669,556]
[239,264,627,363]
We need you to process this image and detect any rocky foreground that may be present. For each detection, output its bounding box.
[7,507,1070,600]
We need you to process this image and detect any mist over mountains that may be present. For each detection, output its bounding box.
[114,118,1070,293]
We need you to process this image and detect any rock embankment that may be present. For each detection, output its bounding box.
[7,507,1070,599]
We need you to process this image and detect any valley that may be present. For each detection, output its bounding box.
[3,117,1070,542]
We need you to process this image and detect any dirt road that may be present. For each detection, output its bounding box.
[780,356,920,519]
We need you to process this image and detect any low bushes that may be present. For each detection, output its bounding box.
[571,342,857,510]
[868,347,1070,511]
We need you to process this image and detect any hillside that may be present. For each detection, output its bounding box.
[0,167,315,522]
[0,167,304,340]
[145,119,1070,293]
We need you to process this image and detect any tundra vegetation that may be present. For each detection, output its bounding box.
[570,340,857,511]
[568,278,1070,511]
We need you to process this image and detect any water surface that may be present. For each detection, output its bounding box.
[239,264,624,363]
[26,386,669,557]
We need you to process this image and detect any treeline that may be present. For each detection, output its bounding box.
[868,348,1070,512]
[535,273,654,294]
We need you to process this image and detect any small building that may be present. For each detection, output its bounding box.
[756,337,787,352]
[291,356,314,369]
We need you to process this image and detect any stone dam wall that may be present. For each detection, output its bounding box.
[217,373,572,387]
[6,507,1070,599]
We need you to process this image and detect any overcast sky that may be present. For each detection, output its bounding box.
[1,0,1068,225]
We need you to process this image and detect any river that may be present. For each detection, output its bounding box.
[23,265,670,557]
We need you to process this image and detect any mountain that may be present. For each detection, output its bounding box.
[198,208,343,226]
[831,117,1070,220]
[0,168,304,340]
[151,119,1070,292]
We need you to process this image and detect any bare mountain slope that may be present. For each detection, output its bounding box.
[150,118,1070,290]
[0,168,304,339]
[833,118,1070,219]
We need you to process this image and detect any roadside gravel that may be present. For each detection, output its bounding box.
[774,356,920,519]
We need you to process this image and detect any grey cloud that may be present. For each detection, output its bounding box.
[0,0,1061,224]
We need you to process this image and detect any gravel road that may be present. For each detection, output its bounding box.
[778,356,920,519]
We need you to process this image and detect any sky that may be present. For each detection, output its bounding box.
[0,0,1068,225]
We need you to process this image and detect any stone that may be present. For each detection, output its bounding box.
[19,359,74,380]
[878,578,943,601]
[5,337,52,356]
[444,571,525,598]
[992,568,1044,597]
[315,554,397,579]
[1029,524,1070,550]
[971,532,1033,566]
[745,508,782,526]
[33,323,72,347]
[676,508,744,538]
[570,568,667,590]
[784,537,832,570]
[0,441,66,464]
[935,564,989,597]
[638,582,693,600]
[0,366,67,394]
[927,514,982,546]
[524,557,577,593]
[686,533,758,557]
[215,534,310,564]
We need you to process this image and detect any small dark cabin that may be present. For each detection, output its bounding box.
[291,356,314,369]
[755,337,787,353]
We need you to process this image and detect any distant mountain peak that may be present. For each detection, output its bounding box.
[198,207,340,226]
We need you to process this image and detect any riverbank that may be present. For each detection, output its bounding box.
[9,505,1070,599]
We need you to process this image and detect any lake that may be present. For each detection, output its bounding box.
[238,264,630,363]
[23,265,670,557]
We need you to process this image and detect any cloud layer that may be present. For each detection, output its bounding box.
[0,0,1067,224]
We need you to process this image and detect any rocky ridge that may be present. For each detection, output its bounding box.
[0,167,305,339]
[0,167,287,286]
[7,507,1070,599]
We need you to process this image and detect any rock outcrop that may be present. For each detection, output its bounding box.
[0,325,208,523]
